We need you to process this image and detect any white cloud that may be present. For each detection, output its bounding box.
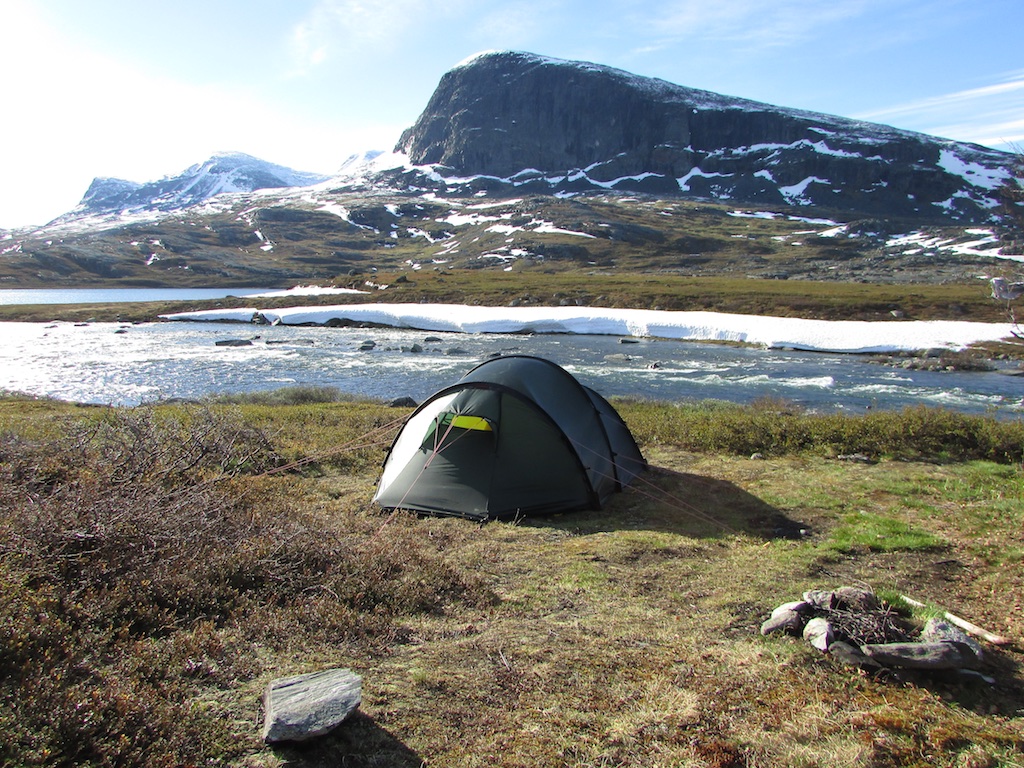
[631,0,875,48]
[855,71,1024,149]
[288,0,471,72]
[0,0,401,227]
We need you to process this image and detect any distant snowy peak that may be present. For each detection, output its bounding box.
[60,152,330,222]
[397,50,1015,224]
[177,152,330,193]
[335,150,385,175]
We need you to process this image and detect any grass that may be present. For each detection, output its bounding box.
[828,511,944,553]
[0,270,1013,326]
[0,396,1022,766]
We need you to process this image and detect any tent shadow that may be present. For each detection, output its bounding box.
[523,464,809,540]
[268,711,423,768]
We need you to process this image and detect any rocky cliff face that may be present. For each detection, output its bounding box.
[397,51,1013,223]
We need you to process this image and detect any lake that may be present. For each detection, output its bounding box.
[0,287,273,305]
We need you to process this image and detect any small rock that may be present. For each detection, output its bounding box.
[262,668,362,744]
[776,600,813,616]
[828,641,882,671]
[836,453,875,463]
[832,587,880,612]
[803,617,833,651]
[761,609,805,636]
[389,396,418,408]
[358,340,376,351]
[802,590,837,611]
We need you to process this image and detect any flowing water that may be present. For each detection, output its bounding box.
[1,319,1022,417]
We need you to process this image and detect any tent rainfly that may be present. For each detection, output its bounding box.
[373,355,646,521]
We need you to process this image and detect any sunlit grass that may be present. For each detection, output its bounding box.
[0,395,1022,766]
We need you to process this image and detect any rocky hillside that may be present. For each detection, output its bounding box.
[397,52,1013,224]
[1,189,1018,288]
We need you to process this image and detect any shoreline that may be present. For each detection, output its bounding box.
[158,302,1021,356]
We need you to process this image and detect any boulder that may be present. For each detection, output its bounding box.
[262,668,362,744]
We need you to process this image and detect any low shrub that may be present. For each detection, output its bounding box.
[0,404,494,766]
[619,400,1024,463]
[206,384,373,406]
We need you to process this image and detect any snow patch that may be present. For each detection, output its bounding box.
[938,149,1010,191]
[161,303,1018,354]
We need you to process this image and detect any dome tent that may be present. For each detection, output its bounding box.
[373,355,646,521]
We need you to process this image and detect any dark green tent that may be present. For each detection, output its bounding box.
[373,355,646,521]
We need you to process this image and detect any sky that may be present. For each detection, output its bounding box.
[2,0,1022,229]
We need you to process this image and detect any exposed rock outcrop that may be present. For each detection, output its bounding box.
[397,51,1012,223]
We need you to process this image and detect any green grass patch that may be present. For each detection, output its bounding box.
[828,511,945,553]
[620,399,1024,463]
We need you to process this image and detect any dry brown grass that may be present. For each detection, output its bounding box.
[0,398,1022,767]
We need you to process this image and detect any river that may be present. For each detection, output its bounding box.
[1,318,1022,417]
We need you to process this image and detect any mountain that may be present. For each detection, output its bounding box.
[395,51,1013,224]
[2,51,1020,290]
[57,152,330,222]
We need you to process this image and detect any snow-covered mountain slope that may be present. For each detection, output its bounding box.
[53,152,330,224]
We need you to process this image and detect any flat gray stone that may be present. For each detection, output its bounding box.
[921,618,984,667]
[861,642,965,670]
[262,668,362,744]
[828,641,882,671]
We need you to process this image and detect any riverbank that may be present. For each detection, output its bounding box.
[0,272,1013,324]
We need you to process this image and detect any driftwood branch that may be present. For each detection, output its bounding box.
[900,595,1011,646]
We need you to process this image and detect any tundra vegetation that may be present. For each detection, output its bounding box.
[1,390,1022,767]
